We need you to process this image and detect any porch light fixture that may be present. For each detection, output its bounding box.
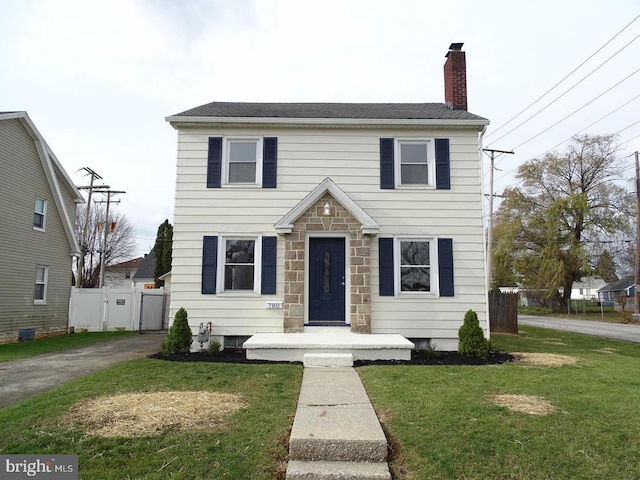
[323,202,331,215]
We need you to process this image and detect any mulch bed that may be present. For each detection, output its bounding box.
[148,349,514,366]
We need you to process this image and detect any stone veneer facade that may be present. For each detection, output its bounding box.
[283,194,372,334]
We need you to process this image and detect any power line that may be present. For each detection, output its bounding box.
[485,14,640,141]
[490,34,640,152]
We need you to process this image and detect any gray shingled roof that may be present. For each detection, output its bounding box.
[598,275,634,292]
[172,102,487,122]
[132,251,155,280]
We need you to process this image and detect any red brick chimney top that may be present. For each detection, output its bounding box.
[444,42,468,111]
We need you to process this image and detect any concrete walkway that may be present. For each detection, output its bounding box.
[519,315,640,343]
[286,366,391,480]
[0,332,164,409]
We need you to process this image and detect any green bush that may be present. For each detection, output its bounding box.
[164,307,192,353]
[208,339,221,356]
[458,309,489,358]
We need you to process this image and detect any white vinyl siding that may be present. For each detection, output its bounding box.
[170,126,487,340]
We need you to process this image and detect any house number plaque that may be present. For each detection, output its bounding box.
[265,301,283,309]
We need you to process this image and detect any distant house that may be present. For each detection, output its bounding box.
[570,277,606,301]
[598,276,635,310]
[0,111,84,343]
[132,252,157,289]
[104,256,145,288]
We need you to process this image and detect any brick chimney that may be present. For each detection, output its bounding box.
[444,42,467,111]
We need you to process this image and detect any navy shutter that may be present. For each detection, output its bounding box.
[202,236,218,294]
[207,137,223,188]
[438,238,454,296]
[380,138,395,189]
[435,138,450,190]
[261,236,277,294]
[378,238,394,296]
[262,137,278,188]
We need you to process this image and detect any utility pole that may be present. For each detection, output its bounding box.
[635,151,640,314]
[95,190,125,288]
[76,168,109,288]
[483,148,514,291]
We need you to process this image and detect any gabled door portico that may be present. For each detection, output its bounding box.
[275,178,380,334]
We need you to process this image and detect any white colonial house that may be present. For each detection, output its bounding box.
[166,43,490,360]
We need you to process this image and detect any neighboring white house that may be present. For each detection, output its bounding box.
[570,277,606,301]
[165,43,489,351]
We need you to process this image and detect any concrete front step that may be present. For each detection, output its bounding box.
[244,332,414,362]
[286,460,391,480]
[303,353,354,368]
[289,368,388,463]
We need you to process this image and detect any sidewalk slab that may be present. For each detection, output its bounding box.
[289,367,388,463]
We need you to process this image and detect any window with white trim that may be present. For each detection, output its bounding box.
[34,265,48,303]
[33,198,46,230]
[397,238,435,293]
[224,138,263,185]
[395,139,434,186]
[221,237,258,292]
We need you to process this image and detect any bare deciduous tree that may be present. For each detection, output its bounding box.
[75,204,137,287]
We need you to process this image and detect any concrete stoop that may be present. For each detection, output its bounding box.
[285,367,391,480]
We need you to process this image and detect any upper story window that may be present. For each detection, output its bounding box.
[396,139,434,187]
[33,198,46,230]
[34,265,48,303]
[207,137,277,189]
[224,138,263,185]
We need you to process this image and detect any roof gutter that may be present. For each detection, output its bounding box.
[165,115,489,129]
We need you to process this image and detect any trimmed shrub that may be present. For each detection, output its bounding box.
[458,309,489,358]
[208,339,222,356]
[164,307,192,353]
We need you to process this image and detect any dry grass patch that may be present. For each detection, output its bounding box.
[62,391,246,437]
[493,394,556,416]
[596,347,619,354]
[513,352,577,366]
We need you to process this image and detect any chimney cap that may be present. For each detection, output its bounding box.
[446,42,464,56]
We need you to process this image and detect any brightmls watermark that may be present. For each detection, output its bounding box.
[1,455,78,479]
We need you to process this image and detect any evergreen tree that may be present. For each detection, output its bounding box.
[153,219,173,287]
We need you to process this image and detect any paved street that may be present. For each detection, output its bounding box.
[519,315,640,344]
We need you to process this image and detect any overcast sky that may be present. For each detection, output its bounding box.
[2,0,639,258]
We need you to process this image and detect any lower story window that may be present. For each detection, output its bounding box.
[34,265,48,303]
[399,240,431,292]
[223,238,255,291]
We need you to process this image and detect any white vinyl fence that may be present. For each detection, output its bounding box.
[69,287,170,332]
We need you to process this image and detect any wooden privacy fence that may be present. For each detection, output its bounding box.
[489,291,518,334]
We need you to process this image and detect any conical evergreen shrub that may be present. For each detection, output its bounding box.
[458,309,489,358]
[164,307,192,353]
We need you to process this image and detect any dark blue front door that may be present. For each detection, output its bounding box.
[309,237,346,323]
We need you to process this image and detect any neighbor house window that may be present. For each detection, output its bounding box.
[34,266,48,303]
[223,238,256,291]
[396,140,434,186]
[224,138,262,185]
[33,198,46,230]
[397,239,433,292]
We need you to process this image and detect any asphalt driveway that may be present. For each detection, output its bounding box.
[0,332,164,409]
[519,315,640,344]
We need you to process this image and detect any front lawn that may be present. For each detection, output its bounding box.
[359,327,640,480]
[0,359,302,479]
